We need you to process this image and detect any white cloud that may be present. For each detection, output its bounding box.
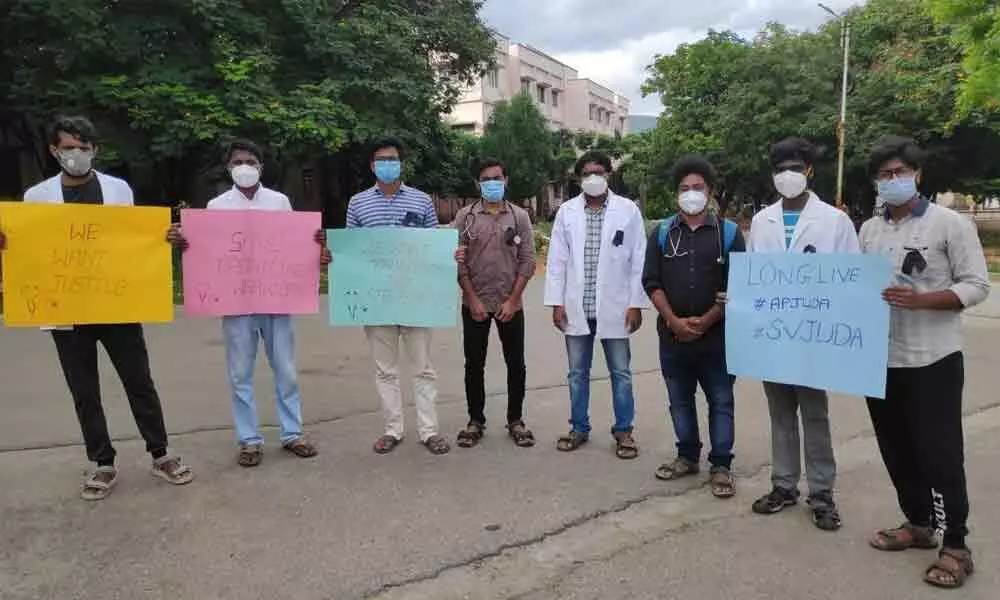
[481,0,868,116]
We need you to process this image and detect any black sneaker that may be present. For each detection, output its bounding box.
[752,487,800,514]
[808,491,842,531]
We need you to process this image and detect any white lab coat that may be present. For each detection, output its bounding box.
[22,171,135,205]
[19,172,136,330]
[748,192,859,254]
[544,192,649,338]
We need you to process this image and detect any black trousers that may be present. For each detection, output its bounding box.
[51,324,169,466]
[462,306,526,425]
[866,352,968,548]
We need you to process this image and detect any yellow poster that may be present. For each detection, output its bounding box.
[0,202,174,326]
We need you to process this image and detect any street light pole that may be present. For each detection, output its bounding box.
[819,3,849,210]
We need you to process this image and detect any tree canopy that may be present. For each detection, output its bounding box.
[0,0,495,202]
[927,0,1000,116]
[479,93,553,201]
[632,0,1000,217]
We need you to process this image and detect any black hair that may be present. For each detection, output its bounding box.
[868,135,925,177]
[770,137,817,169]
[475,158,506,178]
[671,155,718,191]
[47,116,97,146]
[574,150,613,177]
[224,139,263,164]
[370,136,406,162]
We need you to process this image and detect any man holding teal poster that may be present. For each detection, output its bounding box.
[747,138,858,531]
[343,136,451,456]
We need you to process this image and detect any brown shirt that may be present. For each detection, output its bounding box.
[456,201,536,312]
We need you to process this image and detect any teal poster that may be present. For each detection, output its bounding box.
[725,252,892,398]
[327,228,459,328]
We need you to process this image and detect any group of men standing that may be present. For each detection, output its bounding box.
[0,115,990,590]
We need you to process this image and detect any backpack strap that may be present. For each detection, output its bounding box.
[657,215,677,252]
[721,219,738,256]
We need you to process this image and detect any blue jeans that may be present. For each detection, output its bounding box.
[565,320,635,436]
[659,341,735,469]
[222,315,304,446]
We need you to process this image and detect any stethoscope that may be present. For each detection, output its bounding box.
[460,199,523,246]
[662,215,726,265]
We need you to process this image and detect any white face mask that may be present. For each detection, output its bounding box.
[678,190,708,215]
[773,170,808,200]
[231,164,261,188]
[581,174,608,198]
[56,149,94,177]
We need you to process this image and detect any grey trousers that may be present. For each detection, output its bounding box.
[763,382,836,496]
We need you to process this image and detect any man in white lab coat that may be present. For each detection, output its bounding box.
[747,138,859,530]
[0,116,194,501]
[544,151,647,459]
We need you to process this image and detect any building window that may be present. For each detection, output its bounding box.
[487,69,499,88]
[552,90,559,107]
[536,84,546,104]
[589,104,596,121]
[520,78,531,94]
[605,112,611,125]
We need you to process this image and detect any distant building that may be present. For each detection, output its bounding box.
[446,32,630,136]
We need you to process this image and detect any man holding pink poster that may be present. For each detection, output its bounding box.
[169,140,330,467]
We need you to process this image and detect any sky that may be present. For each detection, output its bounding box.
[480,0,867,116]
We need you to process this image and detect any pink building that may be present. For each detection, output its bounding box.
[447,33,630,136]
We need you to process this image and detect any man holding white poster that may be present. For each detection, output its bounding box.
[745,137,859,531]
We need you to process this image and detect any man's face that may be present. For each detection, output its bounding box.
[372,146,401,171]
[580,161,608,179]
[875,158,920,184]
[478,165,507,185]
[50,132,95,158]
[678,173,709,196]
[228,149,261,171]
[774,159,811,178]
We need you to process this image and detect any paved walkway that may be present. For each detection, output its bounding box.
[2,282,999,599]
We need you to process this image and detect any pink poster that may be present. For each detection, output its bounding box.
[180,209,321,317]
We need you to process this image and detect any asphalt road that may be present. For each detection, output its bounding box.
[2,282,998,599]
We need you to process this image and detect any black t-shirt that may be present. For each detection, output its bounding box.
[62,176,104,205]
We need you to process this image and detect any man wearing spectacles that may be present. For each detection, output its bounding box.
[859,136,989,590]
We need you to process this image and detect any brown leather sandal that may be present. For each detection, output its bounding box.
[924,547,974,589]
[556,431,588,452]
[507,421,536,447]
[283,437,318,458]
[869,523,938,551]
[238,444,263,468]
[613,431,639,460]
[456,422,485,448]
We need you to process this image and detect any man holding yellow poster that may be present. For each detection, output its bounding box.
[0,116,193,500]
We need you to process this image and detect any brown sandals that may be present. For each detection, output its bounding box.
[556,431,589,452]
[456,422,485,448]
[924,547,974,589]
[238,444,263,467]
[423,435,451,455]
[613,431,639,460]
[869,523,939,551]
[655,457,700,481]
[507,421,536,447]
[283,438,318,458]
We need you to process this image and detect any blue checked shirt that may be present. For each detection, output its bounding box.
[346,184,438,229]
[582,203,606,319]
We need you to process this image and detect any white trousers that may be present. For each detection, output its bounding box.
[364,325,439,442]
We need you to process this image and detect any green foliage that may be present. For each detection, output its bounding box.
[0,0,496,202]
[480,93,553,201]
[926,0,1000,116]
[635,0,1000,213]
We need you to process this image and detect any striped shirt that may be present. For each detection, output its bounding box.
[582,203,606,319]
[346,184,438,229]
[783,210,801,248]
[859,199,990,368]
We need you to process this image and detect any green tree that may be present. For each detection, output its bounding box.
[926,0,1000,116]
[0,0,495,203]
[636,0,1000,215]
[480,93,553,201]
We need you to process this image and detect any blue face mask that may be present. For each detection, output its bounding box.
[374,159,401,184]
[479,180,505,203]
[877,176,919,207]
